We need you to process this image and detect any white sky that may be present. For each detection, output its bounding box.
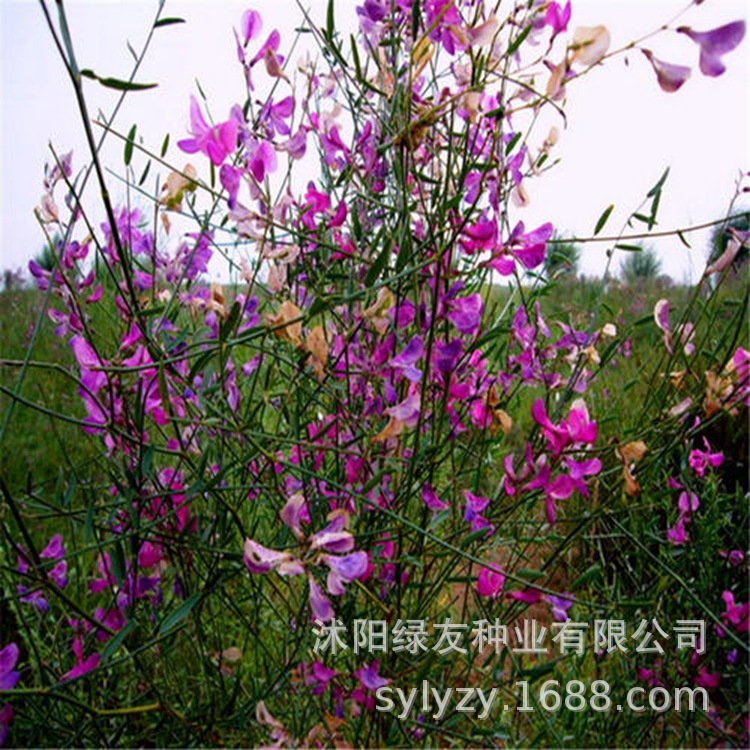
[1,0,748,283]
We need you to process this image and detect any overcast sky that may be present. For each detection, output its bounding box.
[1,0,748,282]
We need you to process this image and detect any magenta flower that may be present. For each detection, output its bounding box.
[688,438,724,477]
[489,221,553,275]
[240,8,262,45]
[531,398,597,456]
[508,588,543,604]
[694,668,720,690]
[422,483,449,511]
[721,591,749,634]
[641,49,691,93]
[678,21,746,77]
[247,139,277,183]
[463,491,494,535]
[60,636,100,682]
[477,566,505,598]
[544,1,571,40]
[178,96,239,166]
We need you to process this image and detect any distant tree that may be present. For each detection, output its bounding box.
[2,268,25,292]
[544,236,581,280]
[620,246,661,285]
[32,235,61,272]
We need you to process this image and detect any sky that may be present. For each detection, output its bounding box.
[0,0,748,283]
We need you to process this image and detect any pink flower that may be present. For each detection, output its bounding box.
[178,96,239,166]
[678,21,746,77]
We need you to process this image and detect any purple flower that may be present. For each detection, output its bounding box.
[247,139,277,182]
[321,551,368,595]
[447,294,483,336]
[302,661,337,695]
[309,515,355,554]
[678,21,746,77]
[178,96,239,166]
[389,336,424,382]
[243,539,304,576]
[641,49,691,92]
[546,593,574,621]
[0,644,20,691]
[307,575,334,622]
[355,660,390,691]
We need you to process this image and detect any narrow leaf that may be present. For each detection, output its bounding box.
[154,17,185,28]
[159,592,202,635]
[594,204,614,235]
[124,124,136,166]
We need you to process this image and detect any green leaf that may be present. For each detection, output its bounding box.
[160,133,170,158]
[594,204,614,235]
[507,23,533,56]
[504,131,523,156]
[647,166,670,198]
[159,592,202,635]
[350,35,363,82]
[138,160,151,186]
[614,243,644,252]
[364,233,389,287]
[154,17,185,28]
[80,69,157,91]
[326,0,335,43]
[124,124,136,166]
[100,621,135,663]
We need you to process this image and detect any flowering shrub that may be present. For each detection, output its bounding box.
[1,1,747,746]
